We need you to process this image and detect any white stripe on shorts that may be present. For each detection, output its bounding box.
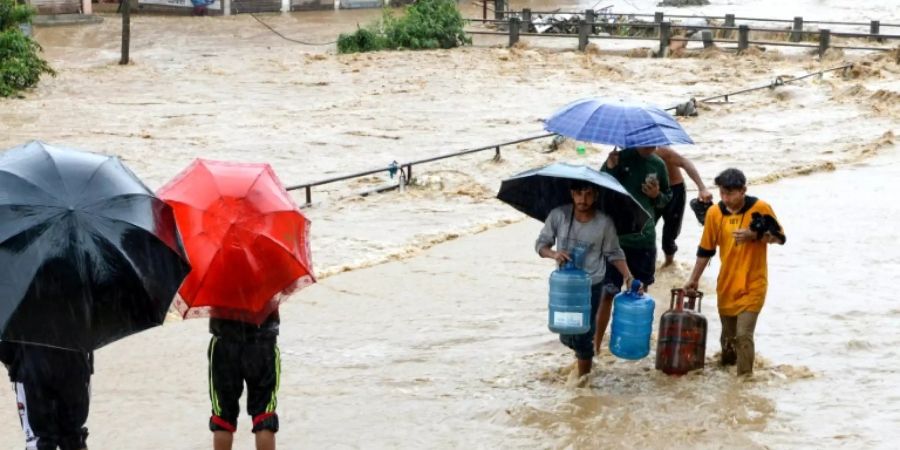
[14,382,39,450]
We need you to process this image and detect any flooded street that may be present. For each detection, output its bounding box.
[1,0,899,448]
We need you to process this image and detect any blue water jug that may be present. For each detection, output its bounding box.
[609,279,655,360]
[547,247,591,334]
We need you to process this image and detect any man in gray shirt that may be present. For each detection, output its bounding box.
[536,180,635,378]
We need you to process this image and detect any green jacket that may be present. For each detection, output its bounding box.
[601,149,672,248]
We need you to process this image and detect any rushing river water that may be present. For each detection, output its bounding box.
[1,0,898,448]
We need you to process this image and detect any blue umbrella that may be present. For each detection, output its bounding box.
[497,162,651,235]
[544,97,694,148]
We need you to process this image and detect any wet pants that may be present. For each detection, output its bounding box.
[660,182,686,256]
[719,311,759,375]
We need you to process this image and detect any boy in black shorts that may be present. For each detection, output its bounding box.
[208,311,280,450]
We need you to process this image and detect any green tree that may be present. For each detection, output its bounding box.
[1,0,54,97]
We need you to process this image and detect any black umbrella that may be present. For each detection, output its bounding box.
[496,162,651,235]
[0,141,191,351]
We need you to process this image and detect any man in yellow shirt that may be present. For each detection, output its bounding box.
[683,168,785,375]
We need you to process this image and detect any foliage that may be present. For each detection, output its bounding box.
[0,0,54,98]
[337,24,389,54]
[337,0,471,54]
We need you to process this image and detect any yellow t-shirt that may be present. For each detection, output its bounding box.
[698,197,784,316]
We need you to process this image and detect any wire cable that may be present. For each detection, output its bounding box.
[665,64,853,110]
[250,13,338,46]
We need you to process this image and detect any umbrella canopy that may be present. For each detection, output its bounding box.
[544,97,694,148]
[496,162,651,235]
[158,159,315,325]
[0,141,191,352]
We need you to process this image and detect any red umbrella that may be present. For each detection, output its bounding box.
[158,160,314,324]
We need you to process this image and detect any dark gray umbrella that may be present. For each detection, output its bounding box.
[0,141,191,351]
[496,162,650,235]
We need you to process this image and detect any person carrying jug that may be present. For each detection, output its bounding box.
[536,179,636,378]
[598,147,671,352]
[683,168,786,376]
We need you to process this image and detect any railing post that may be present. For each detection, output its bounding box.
[870,20,881,42]
[658,21,671,57]
[585,9,595,34]
[508,17,520,47]
[305,186,311,205]
[482,0,487,20]
[724,14,735,27]
[738,24,749,52]
[654,11,664,36]
[723,13,735,39]
[818,29,830,58]
[578,20,590,51]
[493,0,504,21]
[522,8,532,33]
[701,30,714,48]
[791,16,803,42]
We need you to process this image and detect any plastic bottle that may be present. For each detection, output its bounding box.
[609,279,655,360]
[547,246,591,334]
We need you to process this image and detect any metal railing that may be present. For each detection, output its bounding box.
[285,133,555,206]
[468,15,898,56]
[478,3,900,29]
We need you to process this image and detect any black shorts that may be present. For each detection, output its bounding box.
[208,336,281,433]
[602,246,657,296]
[13,346,91,450]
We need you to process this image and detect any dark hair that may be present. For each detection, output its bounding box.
[569,179,595,191]
[714,168,747,190]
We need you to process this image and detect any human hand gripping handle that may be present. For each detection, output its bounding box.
[683,278,699,294]
[554,250,571,267]
[541,248,570,267]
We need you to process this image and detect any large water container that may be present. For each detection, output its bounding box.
[609,279,655,360]
[655,289,708,375]
[547,247,591,335]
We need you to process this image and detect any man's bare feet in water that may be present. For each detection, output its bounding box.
[661,254,675,268]
[566,366,591,388]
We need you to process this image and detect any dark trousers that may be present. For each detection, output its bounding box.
[13,346,91,450]
[660,182,687,256]
[602,246,658,293]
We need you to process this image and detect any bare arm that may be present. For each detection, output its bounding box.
[610,259,634,287]
[671,150,713,202]
[538,245,570,266]
[684,256,711,292]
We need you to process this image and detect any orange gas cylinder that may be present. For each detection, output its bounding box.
[655,289,708,375]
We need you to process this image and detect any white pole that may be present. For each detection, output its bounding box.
[282,0,290,12]
[223,0,231,15]
[82,0,92,14]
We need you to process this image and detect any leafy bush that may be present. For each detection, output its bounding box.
[0,0,54,97]
[337,0,471,54]
[337,25,389,53]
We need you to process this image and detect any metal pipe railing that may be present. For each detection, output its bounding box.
[496,10,900,28]
[286,133,555,206]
